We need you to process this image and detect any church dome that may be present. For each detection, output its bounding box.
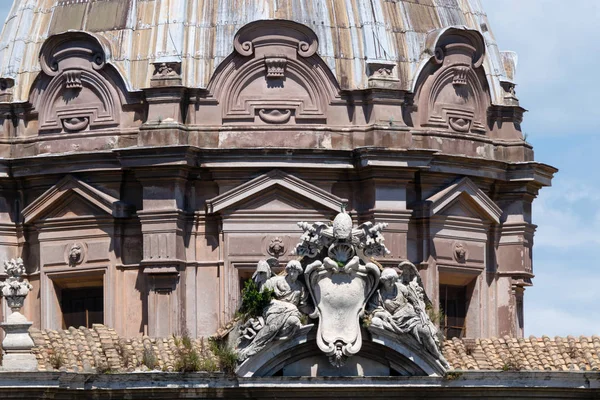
[0,0,514,104]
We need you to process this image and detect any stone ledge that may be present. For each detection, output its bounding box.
[0,371,597,399]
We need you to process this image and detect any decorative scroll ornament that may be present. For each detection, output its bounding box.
[294,207,388,367]
[0,258,32,312]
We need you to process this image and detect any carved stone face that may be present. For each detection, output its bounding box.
[454,242,467,262]
[69,244,82,265]
[287,268,300,283]
[268,237,285,258]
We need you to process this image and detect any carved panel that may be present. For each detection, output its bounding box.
[415,28,489,135]
[205,20,339,125]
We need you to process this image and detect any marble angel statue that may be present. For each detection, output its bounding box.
[367,262,449,368]
[238,260,310,361]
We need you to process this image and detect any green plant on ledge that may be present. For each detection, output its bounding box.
[142,347,158,370]
[209,338,238,374]
[239,279,274,320]
[174,331,203,373]
[48,352,64,370]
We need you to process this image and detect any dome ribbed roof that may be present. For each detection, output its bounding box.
[0,0,514,103]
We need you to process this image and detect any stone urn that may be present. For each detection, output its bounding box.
[0,258,37,371]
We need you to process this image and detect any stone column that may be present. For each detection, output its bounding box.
[0,258,37,371]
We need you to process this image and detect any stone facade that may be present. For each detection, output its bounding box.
[0,0,556,352]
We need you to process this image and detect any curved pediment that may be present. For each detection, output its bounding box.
[30,32,129,135]
[413,27,490,135]
[204,20,340,125]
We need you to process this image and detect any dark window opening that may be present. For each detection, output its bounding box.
[439,284,467,339]
[61,287,104,329]
[516,295,524,335]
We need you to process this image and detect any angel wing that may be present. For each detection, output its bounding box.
[398,260,431,308]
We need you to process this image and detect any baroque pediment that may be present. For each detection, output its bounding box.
[414,27,489,135]
[426,177,501,223]
[31,32,123,134]
[204,20,340,125]
[22,175,127,223]
[206,170,347,214]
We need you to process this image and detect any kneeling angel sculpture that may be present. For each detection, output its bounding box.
[238,260,310,361]
[368,262,450,369]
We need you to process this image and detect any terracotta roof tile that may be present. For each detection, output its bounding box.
[29,325,600,373]
[443,336,600,372]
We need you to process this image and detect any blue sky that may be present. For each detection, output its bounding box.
[0,1,596,337]
[481,0,600,336]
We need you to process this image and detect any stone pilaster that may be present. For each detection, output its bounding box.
[133,167,189,337]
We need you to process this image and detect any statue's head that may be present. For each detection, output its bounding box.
[69,244,82,265]
[285,260,303,282]
[380,268,399,289]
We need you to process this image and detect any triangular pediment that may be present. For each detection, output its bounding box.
[206,170,347,214]
[22,175,122,223]
[426,177,501,223]
[235,187,332,213]
[45,193,108,219]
